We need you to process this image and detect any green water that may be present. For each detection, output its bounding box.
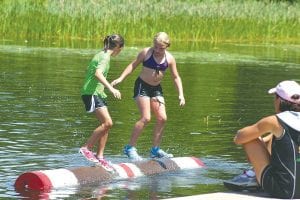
[0,41,299,199]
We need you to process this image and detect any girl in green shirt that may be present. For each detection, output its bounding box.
[79,34,124,172]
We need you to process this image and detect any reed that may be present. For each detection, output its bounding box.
[0,0,299,44]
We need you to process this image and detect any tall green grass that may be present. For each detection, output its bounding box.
[0,0,299,44]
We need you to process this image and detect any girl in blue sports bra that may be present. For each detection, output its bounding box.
[143,50,168,74]
[111,32,185,161]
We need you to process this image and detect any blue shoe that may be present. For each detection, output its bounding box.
[150,147,173,158]
[123,145,143,161]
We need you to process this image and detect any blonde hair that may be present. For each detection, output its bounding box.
[153,32,170,47]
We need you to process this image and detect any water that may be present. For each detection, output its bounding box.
[0,41,299,199]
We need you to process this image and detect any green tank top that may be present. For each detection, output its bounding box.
[81,51,110,98]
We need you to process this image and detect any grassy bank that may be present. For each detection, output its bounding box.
[0,0,299,44]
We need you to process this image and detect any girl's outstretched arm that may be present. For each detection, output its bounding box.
[111,49,146,86]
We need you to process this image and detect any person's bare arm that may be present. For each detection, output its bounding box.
[168,54,185,106]
[234,115,282,145]
[111,49,146,86]
[95,68,121,99]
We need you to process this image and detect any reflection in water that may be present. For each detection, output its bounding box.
[0,43,299,199]
[16,186,79,200]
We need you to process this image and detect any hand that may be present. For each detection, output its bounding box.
[111,78,121,87]
[179,96,185,106]
[111,88,121,99]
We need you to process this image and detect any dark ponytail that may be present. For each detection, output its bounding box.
[103,34,124,52]
[278,94,300,112]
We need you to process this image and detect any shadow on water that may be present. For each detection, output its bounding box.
[0,42,299,199]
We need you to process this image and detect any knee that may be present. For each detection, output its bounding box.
[157,116,167,124]
[141,116,151,125]
[102,120,113,130]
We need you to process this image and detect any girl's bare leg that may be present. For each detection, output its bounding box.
[150,98,167,146]
[129,96,151,146]
[84,107,113,158]
[242,138,271,184]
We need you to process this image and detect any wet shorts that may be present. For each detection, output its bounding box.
[261,165,296,199]
[81,95,107,113]
[133,77,164,99]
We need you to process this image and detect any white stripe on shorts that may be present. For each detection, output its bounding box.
[88,96,95,113]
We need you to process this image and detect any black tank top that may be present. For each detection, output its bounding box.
[274,111,300,198]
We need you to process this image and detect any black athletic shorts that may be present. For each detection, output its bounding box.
[81,95,107,113]
[261,165,295,199]
[133,77,163,98]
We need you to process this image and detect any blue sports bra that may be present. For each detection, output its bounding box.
[143,51,168,72]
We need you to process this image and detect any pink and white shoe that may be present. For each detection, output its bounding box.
[79,147,98,163]
[96,157,115,172]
